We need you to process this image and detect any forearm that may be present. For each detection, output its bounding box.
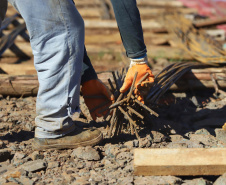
[0,0,8,27]
[81,46,98,85]
[110,0,146,58]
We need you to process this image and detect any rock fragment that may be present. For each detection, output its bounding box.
[21,160,47,172]
[72,146,100,161]
[183,178,212,185]
[215,129,226,143]
[214,173,226,185]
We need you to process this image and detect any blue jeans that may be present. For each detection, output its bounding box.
[1,0,146,138]
[7,0,85,138]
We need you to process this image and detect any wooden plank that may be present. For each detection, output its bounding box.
[137,0,183,7]
[84,20,164,30]
[194,17,226,28]
[1,68,226,96]
[134,148,226,176]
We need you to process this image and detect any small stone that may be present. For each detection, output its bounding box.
[19,177,34,185]
[170,135,183,142]
[151,131,166,143]
[189,134,218,147]
[124,141,133,149]
[0,149,11,162]
[47,161,59,169]
[214,173,226,185]
[30,151,44,161]
[72,147,100,161]
[13,152,26,160]
[167,142,187,148]
[116,152,132,161]
[133,140,139,147]
[183,178,211,185]
[215,129,226,143]
[21,160,47,172]
[195,129,210,135]
[120,176,133,184]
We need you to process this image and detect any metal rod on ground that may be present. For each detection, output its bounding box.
[118,106,140,139]
[132,95,159,117]
[112,71,120,92]
[118,106,138,128]
[108,108,117,136]
[109,98,127,109]
[128,106,144,119]
[108,78,116,92]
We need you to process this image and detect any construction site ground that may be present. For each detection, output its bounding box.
[1,0,226,184]
[0,65,226,184]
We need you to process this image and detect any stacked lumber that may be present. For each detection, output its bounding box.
[0,0,207,60]
[0,0,226,97]
[2,0,225,60]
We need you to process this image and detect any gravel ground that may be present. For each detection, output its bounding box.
[0,89,226,185]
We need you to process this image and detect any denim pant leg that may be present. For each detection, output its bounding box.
[110,0,146,58]
[8,0,85,138]
[0,0,8,27]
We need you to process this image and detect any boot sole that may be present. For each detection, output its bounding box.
[33,132,103,150]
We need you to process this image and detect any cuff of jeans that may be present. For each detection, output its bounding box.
[126,48,147,58]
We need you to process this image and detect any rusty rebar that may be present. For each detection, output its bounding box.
[112,71,120,92]
[133,96,159,117]
[109,98,127,109]
[135,72,150,89]
[127,106,144,119]
[108,78,115,92]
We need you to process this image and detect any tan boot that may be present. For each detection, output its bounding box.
[33,128,103,150]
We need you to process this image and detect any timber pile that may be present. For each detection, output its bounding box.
[0,0,226,97]
[2,0,224,60]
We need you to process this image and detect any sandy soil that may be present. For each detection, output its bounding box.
[0,88,226,184]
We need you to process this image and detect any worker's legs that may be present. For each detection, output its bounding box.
[0,0,8,27]
[110,0,147,58]
[8,0,85,138]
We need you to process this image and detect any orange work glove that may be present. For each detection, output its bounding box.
[81,79,114,121]
[120,56,154,103]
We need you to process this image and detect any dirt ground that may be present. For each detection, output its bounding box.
[0,86,226,184]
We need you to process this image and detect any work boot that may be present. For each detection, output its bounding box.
[32,127,103,150]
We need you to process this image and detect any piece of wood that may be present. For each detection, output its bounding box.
[137,0,183,7]
[1,68,226,96]
[84,20,164,30]
[194,17,226,28]
[0,74,39,96]
[134,148,226,176]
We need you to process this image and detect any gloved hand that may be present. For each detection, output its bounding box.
[81,79,114,121]
[120,56,154,103]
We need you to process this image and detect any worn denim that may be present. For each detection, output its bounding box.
[111,0,147,58]
[7,0,85,138]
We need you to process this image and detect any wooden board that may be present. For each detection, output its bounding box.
[134,148,226,176]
